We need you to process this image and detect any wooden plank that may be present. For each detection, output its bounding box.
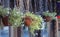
[17,27,21,37]
[13,27,17,37]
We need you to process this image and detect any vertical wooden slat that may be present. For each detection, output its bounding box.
[56,17,59,37]
[23,0,29,11]
[57,18,60,37]
[29,0,33,12]
[2,0,10,8]
[47,22,50,37]
[0,17,1,26]
[16,0,19,7]
[10,0,14,9]
[13,27,17,37]
[9,26,11,37]
[52,0,56,12]
[9,26,18,37]
[55,17,58,37]
[17,27,21,37]
[19,0,24,11]
[31,0,36,12]
[26,0,29,11]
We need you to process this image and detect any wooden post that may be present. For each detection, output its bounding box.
[13,27,17,37]
[55,17,58,37]
[9,26,18,37]
[19,0,24,11]
[17,27,21,37]
[0,16,1,26]
[56,17,60,37]
[26,0,29,11]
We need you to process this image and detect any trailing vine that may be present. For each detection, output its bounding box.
[24,12,43,35]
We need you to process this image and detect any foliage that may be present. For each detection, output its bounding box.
[0,6,3,15]
[43,11,57,20]
[24,12,43,35]
[9,8,23,27]
[0,6,9,17]
[0,6,43,35]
